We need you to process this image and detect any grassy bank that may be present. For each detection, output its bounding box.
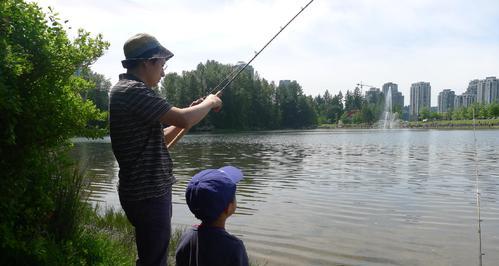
[318,123,372,129]
[318,118,499,129]
[405,118,499,129]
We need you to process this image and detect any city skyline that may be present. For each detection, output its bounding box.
[32,0,499,107]
[365,76,498,112]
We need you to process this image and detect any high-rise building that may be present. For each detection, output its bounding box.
[382,82,397,96]
[382,82,404,110]
[454,93,476,109]
[477,76,499,104]
[454,79,479,109]
[410,82,431,120]
[466,79,479,96]
[438,89,455,113]
[365,87,381,104]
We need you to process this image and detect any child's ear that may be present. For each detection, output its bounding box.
[224,201,236,216]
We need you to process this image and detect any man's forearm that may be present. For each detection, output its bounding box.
[164,126,185,146]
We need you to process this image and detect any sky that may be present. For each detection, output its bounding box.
[33,0,499,106]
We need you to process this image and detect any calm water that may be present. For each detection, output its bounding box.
[72,129,499,266]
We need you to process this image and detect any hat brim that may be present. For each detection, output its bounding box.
[218,166,243,183]
[121,53,173,63]
[121,53,174,68]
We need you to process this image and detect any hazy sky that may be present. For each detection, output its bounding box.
[33,0,499,106]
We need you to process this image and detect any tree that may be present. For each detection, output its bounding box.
[0,0,109,263]
[429,111,441,120]
[344,88,364,113]
[80,70,111,129]
[361,103,376,125]
[276,80,317,128]
[328,92,344,123]
[419,107,430,120]
[490,102,499,117]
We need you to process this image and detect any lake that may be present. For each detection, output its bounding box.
[72,129,499,266]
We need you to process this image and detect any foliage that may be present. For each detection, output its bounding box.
[407,118,499,128]
[404,102,499,122]
[361,103,377,125]
[449,102,499,120]
[419,107,430,120]
[344,87,364,112]
[79,69,111,129]
[0,0,109,264]
[314,90,344,124]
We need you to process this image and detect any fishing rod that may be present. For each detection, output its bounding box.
[209,0,315,94]
[167,0,315,148]
[472,108,484,266]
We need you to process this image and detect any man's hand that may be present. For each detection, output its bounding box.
[189,97,204,107]
[205,92,222,112]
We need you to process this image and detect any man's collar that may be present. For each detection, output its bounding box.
[119,73,144,83]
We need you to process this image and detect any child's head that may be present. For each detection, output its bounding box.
[185,166,244,224]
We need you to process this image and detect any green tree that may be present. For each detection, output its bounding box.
[344,87,364,113]
[80,70,111,129]
[314,90,344,124]
[0,0,109,263]
[161,61,317,130]
[489,102,499,117]
[429,111,441,120]
[451,107,465,120]
[361,103,376,125]
[419,107,430,120]
[328,92,344,123]
[276,80,317,128]
[82,70,111,111]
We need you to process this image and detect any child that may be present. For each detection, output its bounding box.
[175,166,249,266]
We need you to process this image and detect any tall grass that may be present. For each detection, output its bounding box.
[50,166,87,242]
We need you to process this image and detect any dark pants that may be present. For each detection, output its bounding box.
[120,188,172,266]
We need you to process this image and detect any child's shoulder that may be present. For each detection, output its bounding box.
[200,226,245,246]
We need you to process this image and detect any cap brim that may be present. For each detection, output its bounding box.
[218,166,243,183]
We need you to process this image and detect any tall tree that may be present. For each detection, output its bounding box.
[0,0,109,263]
[329,92,344,123]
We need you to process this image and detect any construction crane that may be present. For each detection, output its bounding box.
[356,82,378,96]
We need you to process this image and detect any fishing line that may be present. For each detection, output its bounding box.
[207,64,244,95]
[472,108,484,266]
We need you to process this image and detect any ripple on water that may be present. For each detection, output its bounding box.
[74,129,499,265]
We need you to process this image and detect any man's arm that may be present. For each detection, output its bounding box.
[163,95,213,148]
[163,126,184,146]
[159,94,221,128]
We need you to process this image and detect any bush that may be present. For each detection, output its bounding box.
[0,0,109,264]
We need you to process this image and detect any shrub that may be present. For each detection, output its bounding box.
[0,0,109,264]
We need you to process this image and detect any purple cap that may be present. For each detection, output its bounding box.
[186,166,244,223]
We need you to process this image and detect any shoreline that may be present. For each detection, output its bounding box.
[319,119,499,129]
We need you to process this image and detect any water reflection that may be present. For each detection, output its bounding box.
[72,129,499,265]
[71,138,120,209]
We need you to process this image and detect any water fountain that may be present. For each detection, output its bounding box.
[380,86,399,129]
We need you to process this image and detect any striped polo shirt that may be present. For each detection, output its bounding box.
[109,74,175,201]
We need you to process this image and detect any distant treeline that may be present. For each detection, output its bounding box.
[159,61,317,130]
[84,60,499,130]
[159,60,414,129]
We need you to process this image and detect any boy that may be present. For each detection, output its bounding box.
[176,166,249,266]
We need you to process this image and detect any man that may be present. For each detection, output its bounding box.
[109,33,222,266]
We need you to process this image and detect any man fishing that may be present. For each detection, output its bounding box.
[108,33,222,266]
